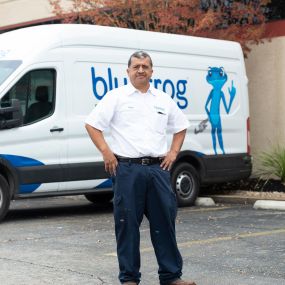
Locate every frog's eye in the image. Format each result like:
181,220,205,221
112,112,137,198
208,67,212,76
219,67,225,76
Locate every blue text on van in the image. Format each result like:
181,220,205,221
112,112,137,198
91,67,188,109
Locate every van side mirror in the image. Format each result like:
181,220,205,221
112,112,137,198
0,99,23,129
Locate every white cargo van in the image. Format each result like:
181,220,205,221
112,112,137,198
0,24,251,221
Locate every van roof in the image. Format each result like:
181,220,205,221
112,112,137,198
0,24,243,60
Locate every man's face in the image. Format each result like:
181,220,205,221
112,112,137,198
127,57,153,90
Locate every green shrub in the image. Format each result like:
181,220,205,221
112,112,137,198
258,145,285,183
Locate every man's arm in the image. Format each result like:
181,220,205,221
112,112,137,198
85,124,118,176
160,129,187,171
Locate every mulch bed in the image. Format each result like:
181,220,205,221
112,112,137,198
203,178,285,194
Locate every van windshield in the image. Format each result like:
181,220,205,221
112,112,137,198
0,60,22,86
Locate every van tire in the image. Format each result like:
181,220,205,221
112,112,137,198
0,174,10,222
84,192,113,205
171,163,200,207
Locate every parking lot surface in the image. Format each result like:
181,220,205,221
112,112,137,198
0,196,285,285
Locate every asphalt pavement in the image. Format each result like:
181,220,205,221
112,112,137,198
0,195,284,285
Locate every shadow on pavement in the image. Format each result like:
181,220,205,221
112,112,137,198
5,198,113,222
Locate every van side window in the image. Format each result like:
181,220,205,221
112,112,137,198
0,69,56,125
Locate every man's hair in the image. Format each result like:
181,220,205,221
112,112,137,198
128,51,153,67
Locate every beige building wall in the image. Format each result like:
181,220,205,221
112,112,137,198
0,0,71,28
0,0,53,27
245,36,285,173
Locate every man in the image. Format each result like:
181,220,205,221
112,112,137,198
85,51,196,285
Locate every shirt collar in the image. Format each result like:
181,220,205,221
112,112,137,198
125,83,158,96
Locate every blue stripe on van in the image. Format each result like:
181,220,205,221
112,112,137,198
0,154,43,193
20,184,41,193
95,179,112,189
0,154,44,167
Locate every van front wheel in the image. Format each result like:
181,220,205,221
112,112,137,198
0,174,10,222
171,163,200,207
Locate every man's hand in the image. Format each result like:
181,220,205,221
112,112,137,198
102,148,118,176
85,124,118,176
160,149,178,171
160,129,187,171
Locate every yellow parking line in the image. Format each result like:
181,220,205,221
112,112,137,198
105,228,285,257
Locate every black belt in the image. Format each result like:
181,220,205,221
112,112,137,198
116,156,163,166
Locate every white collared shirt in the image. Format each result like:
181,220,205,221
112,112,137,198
85,83,189,158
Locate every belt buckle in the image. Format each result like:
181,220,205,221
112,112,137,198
141,158,150,165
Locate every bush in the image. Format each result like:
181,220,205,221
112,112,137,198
258,145,285,183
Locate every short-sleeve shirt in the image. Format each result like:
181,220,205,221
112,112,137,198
85,83,189,158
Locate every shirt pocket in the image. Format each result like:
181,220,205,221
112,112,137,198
153,110,168,134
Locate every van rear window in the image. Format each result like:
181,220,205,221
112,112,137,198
0,60,22,85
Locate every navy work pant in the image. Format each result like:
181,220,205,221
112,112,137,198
112,162,183,284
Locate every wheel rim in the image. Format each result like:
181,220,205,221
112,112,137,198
176,171,193,198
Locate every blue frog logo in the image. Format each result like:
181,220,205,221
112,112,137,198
204,67,236,154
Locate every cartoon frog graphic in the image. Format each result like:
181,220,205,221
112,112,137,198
205,67,236,154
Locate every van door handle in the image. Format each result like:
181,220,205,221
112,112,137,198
50,127,64,132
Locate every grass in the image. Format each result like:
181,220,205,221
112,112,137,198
258,145,285,183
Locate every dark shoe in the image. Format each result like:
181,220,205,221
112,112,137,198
169,279,197,285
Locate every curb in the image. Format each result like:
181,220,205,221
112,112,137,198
253,200,285,211
202,194,285,210
195,197,215,207
204,195,259,205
